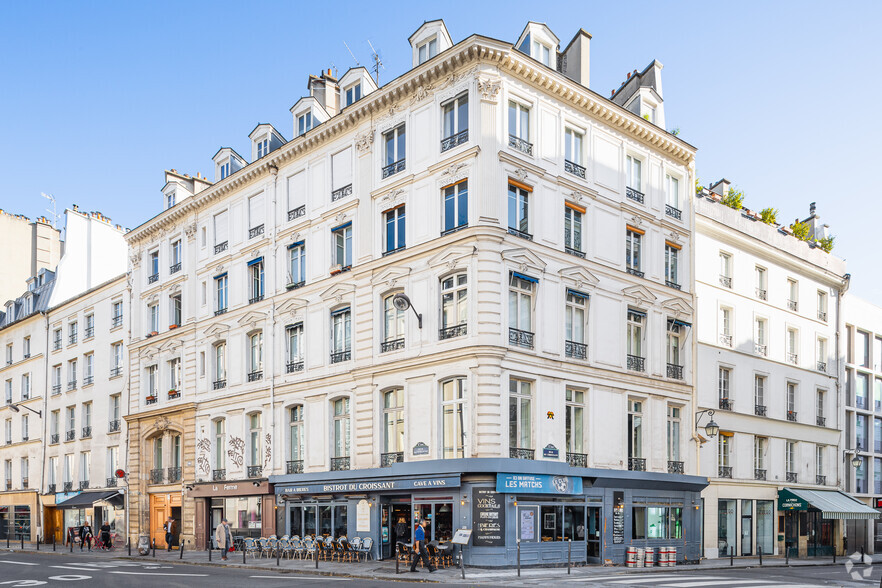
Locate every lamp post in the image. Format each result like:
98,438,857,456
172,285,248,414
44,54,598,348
7,403,42,418
695,409,719,439
392,293,422,329
843,448,863,468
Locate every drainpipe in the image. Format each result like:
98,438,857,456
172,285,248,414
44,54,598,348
688,160,702,478
38,310,49,541
269,165,279,481
836,273,850,490
124,271,133,546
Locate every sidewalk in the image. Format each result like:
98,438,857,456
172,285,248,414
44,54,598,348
0,542,854,584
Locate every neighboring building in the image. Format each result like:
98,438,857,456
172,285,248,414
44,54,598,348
125,19,704,564
694,183,865,559
0,211,61,306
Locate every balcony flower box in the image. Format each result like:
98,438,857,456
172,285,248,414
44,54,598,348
147,331,158,338
168,389,181,399
145,395,157,403
169,324,179,330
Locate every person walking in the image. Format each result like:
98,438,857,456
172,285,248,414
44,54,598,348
164,517,175,551
99,522,112,550
409,518,435,573
215,517,231,561
78,520,93,551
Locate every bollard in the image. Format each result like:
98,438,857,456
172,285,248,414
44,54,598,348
53,535,56,552
396,546,400,574
180,539,185,560
833,547,836,564
37,537,40,551
209,546,212,562
70,537,73,553
243,542,247,564
6,535,8,549
153,539,156,558
758,545,762,566
315,544,318,569
730,546,734,566
517,539,521,577
276,545,280,566
128,539,131,557
568,539,571,575
785,544,789,566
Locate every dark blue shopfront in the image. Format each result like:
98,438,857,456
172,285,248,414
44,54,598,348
270,458,706,566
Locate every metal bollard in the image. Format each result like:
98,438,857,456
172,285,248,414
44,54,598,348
758,545,762,566
517,539,521,577
833,547,836,564
53,536,56,552
128,539,131,557
20,536,23,550
37,537,40,551
568,539,571,574
315,544,318,569
6,535,8,549
730,546,734,566
209,546,212,562
276,546,280,566
70,537,73,552
396,547,399,574
785,544,789,566
153,539,156,558
180,539,185,560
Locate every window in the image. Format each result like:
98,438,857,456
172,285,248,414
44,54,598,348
110,394,120,424
626,155,642,193
564,127,584,168
858,330,870,368
285,325,302,367
148,303,159,333
817,337,828,371
289,407,304,464
625,227,643,274
82,402,91,435
48,457,56,487
332,223,353,269
440,274,468,339
816,446,825,480
508,273,535,347
787,382,797,418
50,411,59,439
69,321,77,345
83,315,93,340
383,389,405,457
816,389,825,423
83,354,92,385
249,258,264,303
21,457,28,487
507,182,531,238
417,37,437,64
531,40,551,66
665,174,680,210
667,406,681,463
66,406,75,435
509,379,532,451
817,290,828,321
755,267,767,299
785,440,796,473
248,332,263,377
149,251,159,281
170,240,181,272
382,294,406,349
441,92,468,151
344,83,361,106
566,389,585,456
107,447,118,482
564,204,584,255
565,290,588,350
719,367,731,404
441,378,466,458
3,379,10,404
787,327,799,363
331,308,351,362
19,373,31,400
22,336,30,358
248,195,265,237
3,420,10,444
112,342,123,375
665,242,680,287
112,300,123,327
256,137,269,159
297,112,313,137
755,375,766,411
215,273,228,313
626,309,645,361
170,294,182,326
219,161,230,180
442,180,468,234
166,192,175,208
22,414,28,441
333,398,350,458
628,400,643,459
508,101,531,149
382,124,405,177
719,252,732,287
213,211,229,251
64,454,73,485
755,317,767,355
331,148,352,199
720,307,732,346
666,320,682,372
68,359,77,389
787,279,799,311
146,365,157,397
53,328,61,350
754,437,766,471
5,344,11,364
214,420,225,470
718,436,731,469
169,357,181,392
153,437,163,470
248,413,261,467
214,342,226,384
384,206,406,254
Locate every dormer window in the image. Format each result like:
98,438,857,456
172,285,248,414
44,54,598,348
297,112,313,137
166,192,175,209
344,83,362,107
418,37,438,64
220,162,231,180
256,138,269,158
532,41,551,66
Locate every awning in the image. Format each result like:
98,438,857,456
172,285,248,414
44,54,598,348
56,490,123,509
778,488,879,520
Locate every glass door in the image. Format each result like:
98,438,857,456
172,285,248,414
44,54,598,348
381,504,391,560
741,500,752,555
586,506,601,562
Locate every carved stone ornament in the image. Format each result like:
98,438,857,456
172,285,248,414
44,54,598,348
476,76,501,102
513,167,530,183
196,438,211,475
629,215,645,227
184,222,197,241
216,264,225,273
290,232,301,243
129,253,141,269
335,211,347,224
570,190,584,203
263,433,272,468
228,436,245,468
154,416,172,431
410,83,435,105
355,129,374,154
382,188,405,206
667,231,681,244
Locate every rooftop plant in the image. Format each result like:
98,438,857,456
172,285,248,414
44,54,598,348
721,188,744,210
759,207,778,225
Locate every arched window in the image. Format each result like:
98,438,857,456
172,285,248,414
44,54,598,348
441,378,466,459
382,389,404,464
248,332,263,379
382,294,405,350
440,274,468,339
214,419,225,475
213,342,226,388
288,406,304,473
332,398,350,468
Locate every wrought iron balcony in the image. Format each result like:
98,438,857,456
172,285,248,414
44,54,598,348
83,376,93,386
168,389,181,400
382,159,406,178
287,205,306,222
719,275,732,288
816,475,826,485
48,484,56,493
330,350,351,364
68,333,77,345
65,430,75,441
509,328,534,349
817,415,826,427
565,246,585,258
380,452,404,467
286,460,303,474
21,478,28,489
169,262,181,274
285,361,304,374
50,433,59,444
755,343,767,356
626,187,644,204
665,204,682,220
214,241,228,254
786,472,798,483
627,354,645,372
564,159,586,179
149,469,164,484
787,352,798,364
566,340,587,360
720,334,733,347
755,404,767,417
668,460,684,474
249,294,264,305
212,469,225,481
331,184,353,202
67,380,77,390
79,480,89,490
168,467,182,483
666,280,682,290
382,245,406,257
148,273,159,284
214,308,227,317
439,324,467,340
247,371,263,382
53,339,62,350
756,288,767,300
82,426,92,439
4,481,10,490
249,224,265,239
567,452,587,467
817,361,827,372
213,379,226,390
380,338,405,353
441,223,468,236
109,419,120,433
247,465,262,478
508,134,533,155
719,397,733,411
330,456,350,471
110,366,122,377
52,385,61,395
63,482,72,492
441,129,469,152
718,466,733,478
626,266,645,278
818,310,827,322
787,299,798,311
628,457,646,471
84,327,94,339
507,227,533,241
106,477,117,487
510,447,535,460
755,469,767,481
666,364,683,380
145,395,157,405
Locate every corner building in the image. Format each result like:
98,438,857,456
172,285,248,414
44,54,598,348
126,20,705,564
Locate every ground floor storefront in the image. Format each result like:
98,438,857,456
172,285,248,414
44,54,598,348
270,458,706,566
0,491,39,541
46,490,125,545
191,480,275,549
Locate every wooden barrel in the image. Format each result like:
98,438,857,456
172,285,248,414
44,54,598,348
625,546,636,567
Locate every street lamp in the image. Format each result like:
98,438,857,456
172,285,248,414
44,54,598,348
844,449,863,468
7,403,42,418
392,293,422,329
695,409,719,439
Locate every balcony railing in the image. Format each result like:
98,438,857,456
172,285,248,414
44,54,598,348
510,448,535,460
246,465,262,478
82,426,92,439
817,361,827,372
286,460,303,474
720,334,733,347
787,410,798,422
109,419,120,433
249,224,265,239
285,361,304,374
441,223,468,236
65,430,75,441
53,339,62,350
565,159,586,179
628,457,646,471
755,404,767,417
509,328,534,349
67,380,77,391
719,397,733,411
148,273,159,284
79,480,89,490
330,456,350,471
817,415,826,427
382,159,406,179
50,433,59,444
214,307,227,316
818,310,827,322
665,204,682,220
627,354,645,372
168,389,181,400
214,241,228,254
626,187,644,204
249,294,264,305
63,482,73,492
666,280,682,290
439,324,467,340
786,472,798,483
786,352,798,364
719,275,732,288
566,340,587,360
666,364,683,380
755,469,767,481
84,327,94,339
149,469,164,484
48,484,56,493
287,205,306,222
755,343,767,356
4,481,10,490
567,452,587,468
441,129,469,152
112,314,123,328
21,477,28,489
330,350,351,364
212,469,225,481
106,477,117,487
110,366,122,377
380,338,405,353
718,466,733,478
169,262,181,274
52,385,61,395
83,376,93,386
787,299,798,311
382,245,406,257
565,246,585,258
380,452,404,467
507,227,533,241
756,288,767,300
331,184,353,202
168,467,182,483
668,460,685,474
816,475,826,486
146,395,157,405
626,266,645,278
286,280,305,290
508,134,533,155
247,371,263,382
213,379,227,390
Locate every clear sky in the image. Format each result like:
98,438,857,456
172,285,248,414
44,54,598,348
2,1,880,299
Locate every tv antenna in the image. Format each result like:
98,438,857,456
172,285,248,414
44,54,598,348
41,192,59,228
367,39,384,85
343,41,360,66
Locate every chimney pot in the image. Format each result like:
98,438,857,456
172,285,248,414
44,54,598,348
809,202,816,216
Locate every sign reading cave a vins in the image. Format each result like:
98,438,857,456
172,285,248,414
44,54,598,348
472,488,505,547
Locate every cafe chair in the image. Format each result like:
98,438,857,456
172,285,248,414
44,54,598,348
361,537,374,561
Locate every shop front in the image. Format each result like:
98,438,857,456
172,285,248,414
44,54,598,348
54,490,125,545
190,479,275,549
778,488,879,558
0,490,39,541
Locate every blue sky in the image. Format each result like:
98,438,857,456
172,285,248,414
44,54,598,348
2,1,880,299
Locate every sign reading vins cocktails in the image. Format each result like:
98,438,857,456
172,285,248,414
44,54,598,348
472,488,505,547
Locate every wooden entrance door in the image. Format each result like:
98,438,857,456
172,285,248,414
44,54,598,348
150,494,168,549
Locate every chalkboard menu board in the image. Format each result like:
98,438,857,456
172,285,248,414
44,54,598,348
472,488,505,547
612,491,625,544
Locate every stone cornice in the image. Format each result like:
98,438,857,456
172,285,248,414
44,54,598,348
126,35,696,245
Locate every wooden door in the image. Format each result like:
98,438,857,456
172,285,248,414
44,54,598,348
149,494,168,549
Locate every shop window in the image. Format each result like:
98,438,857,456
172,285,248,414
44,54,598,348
632,506,646,539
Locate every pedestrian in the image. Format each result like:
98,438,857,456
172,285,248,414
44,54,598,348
215,517,231,561
409,518,435,573
164,517,175,551
99,522,112,550
79,520,93,551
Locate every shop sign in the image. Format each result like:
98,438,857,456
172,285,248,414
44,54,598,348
612,491,625,544
451,529,472,545
356,499,371,532
189,480,270,497
472,488,505,547
496,473,583,494
542,444,559,459
876,498,882,509
55,491,81,502
413,442,429,456
276,475,460,495
777,489,809,511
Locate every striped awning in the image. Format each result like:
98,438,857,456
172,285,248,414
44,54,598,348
780,488,879,520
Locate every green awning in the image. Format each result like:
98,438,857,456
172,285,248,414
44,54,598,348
779,488,879,520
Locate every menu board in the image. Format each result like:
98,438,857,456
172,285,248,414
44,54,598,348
472,488,505,547
613,491,625,544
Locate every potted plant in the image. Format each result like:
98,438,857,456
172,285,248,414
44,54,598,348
169,324,179,330
145,395,157,403
168,389,180,399
148,331,158,337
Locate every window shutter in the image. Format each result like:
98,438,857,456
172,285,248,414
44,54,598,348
249,195,264,228
214,211,228,244
287,171,306,211
332,148,352,190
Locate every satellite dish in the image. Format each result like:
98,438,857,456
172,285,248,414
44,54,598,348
392,293,411,312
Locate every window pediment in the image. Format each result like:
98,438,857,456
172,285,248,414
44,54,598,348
502,247,547,275
276,298,308,316
429,245,474,270
559,266,599,290
320,283,355,303
202,322,229,341
661,297,693,316
237,311,265,330
622,284,657,306
372,265,411,289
